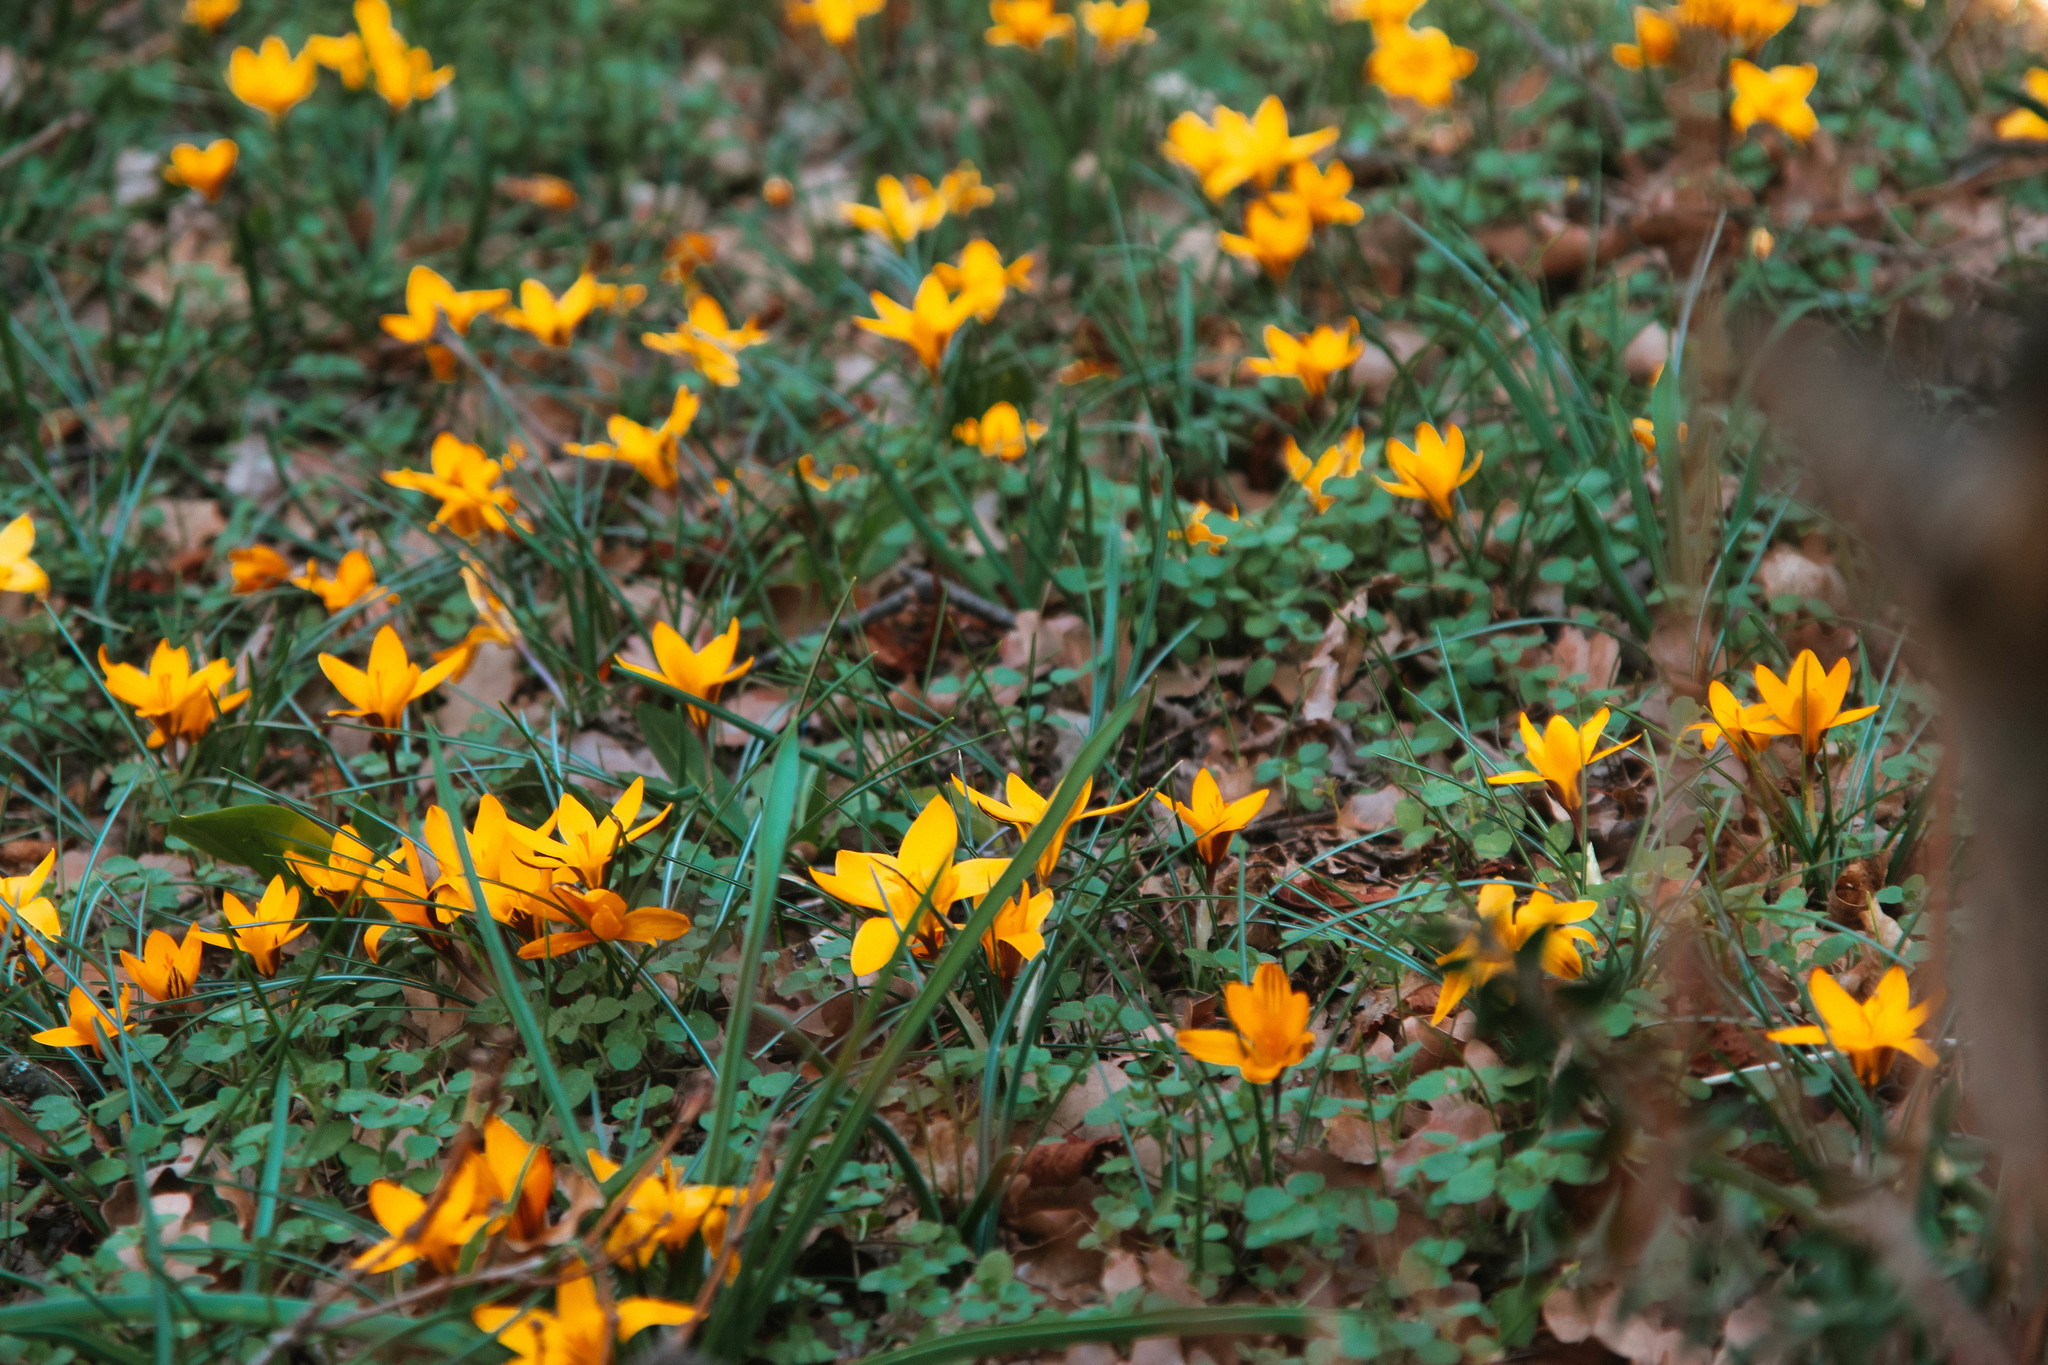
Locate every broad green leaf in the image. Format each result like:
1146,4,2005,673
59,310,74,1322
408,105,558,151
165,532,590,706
167,805,331,881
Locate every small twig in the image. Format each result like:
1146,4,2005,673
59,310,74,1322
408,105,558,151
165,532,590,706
246,1123,487,1365
0,111,91,175
754,569,1016,669
1468,0,1627,142
753,586,918,670
675,1123,784,1345
901,567,1016,629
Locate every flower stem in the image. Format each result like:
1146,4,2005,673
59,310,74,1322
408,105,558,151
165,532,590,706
1251,1081,1274,1187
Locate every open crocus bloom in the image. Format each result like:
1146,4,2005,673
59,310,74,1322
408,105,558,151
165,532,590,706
1741,649,1879,755
1767,966,1938,1085
516,777,671,889
1485,707,1636,814
1176,962,1316,1084
473,1266,695,1365
1246,322,1365,400
121,925,207,1001
354,1154,492,1273
1284,427,1366,513
519,887,692,959
613,618,753,728
1375,421,1481,519
811,795,1011,976
1158,768,1269,867
1432,883,1598,1025
1685,680,1773,759
98,640,249,749
955,772,1146,883
320,625,461,731
199,875,309,976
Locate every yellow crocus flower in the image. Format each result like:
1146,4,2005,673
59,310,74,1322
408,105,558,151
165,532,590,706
1684,679,1775,759
379,265,509,380
1080,0,1155,55
31,986,134,1057
931,239,1035,323
811,795,1011,976
1220,197,1315,282
1284,427,1366,514
0,514,48,598
287,824,380,903
184,0,239,31
354,1154,492,1273
382,433,523,540
1375,420,1481,519
797,453,860,491
500,273,600,346
120,925,208,1002
1160,97,1339,201
1729,60,1818,142
1367,25,1478,107
1158,768,1269,868
642,294,767,387
226,36,318,123
228,545,292,594
1246,320,1366,400
566,386,700,491
516,777,670,890
1613,7,1677,68
840,174,949,246
986,0,1077,50
786,0,886,45
199,875,308,976
480,1117,555,1244
1269,158,1363,227
854,273,977,376
983,885,1055,977
1767,966,1939,1086
1996,69,2048,140
1741,649,1879,754
1176,500,1235,554
953,402,1046,460
1433,882,1598,1025
319,624,461,731
292,549,396,614
473,1267,695,1362
520,887,692,960
613,617,752,728
98,640,249,749
1485,707,1637,813
954,772,1146,883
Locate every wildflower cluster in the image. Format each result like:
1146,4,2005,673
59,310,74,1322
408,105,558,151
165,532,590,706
0,0,2015,1356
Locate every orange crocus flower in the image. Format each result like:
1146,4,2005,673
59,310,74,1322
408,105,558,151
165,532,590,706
99,640,249,749
810,795,1011,976
32,987,135,1057
1176,962,1316,1083
121,925,208,1002
162,140,239,202
292,550,396,614
1767,966,1939,1086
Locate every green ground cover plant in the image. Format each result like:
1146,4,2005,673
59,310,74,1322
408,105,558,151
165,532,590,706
2,0,2045,1360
